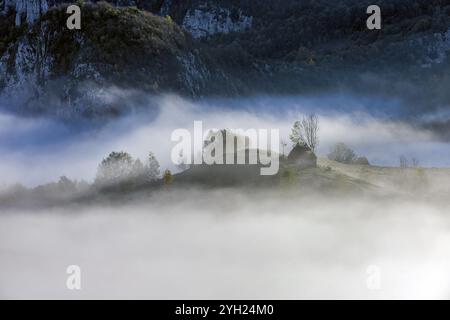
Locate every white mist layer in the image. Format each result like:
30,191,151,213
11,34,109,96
1,94,450,187
1,190,449,299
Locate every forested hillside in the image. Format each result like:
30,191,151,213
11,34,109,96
1,0,450,118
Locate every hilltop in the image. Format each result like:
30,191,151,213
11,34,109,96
3,154,450,210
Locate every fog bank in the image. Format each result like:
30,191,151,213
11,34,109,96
1,189,449,299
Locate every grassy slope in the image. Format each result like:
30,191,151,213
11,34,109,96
318,158,450,196
2,159,449,209
172,155,377,195
170,155,450,198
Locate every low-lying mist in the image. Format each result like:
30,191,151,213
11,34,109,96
1,93,450,187
1,188,450,299
1,93,450,299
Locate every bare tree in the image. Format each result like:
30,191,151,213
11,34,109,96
280,139,287,158
289,114,319,152
399,155,409,168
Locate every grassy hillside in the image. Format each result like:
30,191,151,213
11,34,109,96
318,158,450,197
169,155,450,198
2,156,450,209
171,157,377,195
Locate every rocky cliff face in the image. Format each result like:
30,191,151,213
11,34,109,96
0,3,234,119
1,0,159,26
3,0,50,25
2,0,254,38
156,0,254,38
181,5,252,38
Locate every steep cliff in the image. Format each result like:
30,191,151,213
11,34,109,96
0,2,231,118
156,0,254,38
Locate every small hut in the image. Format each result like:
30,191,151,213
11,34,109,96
287,143,317,168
